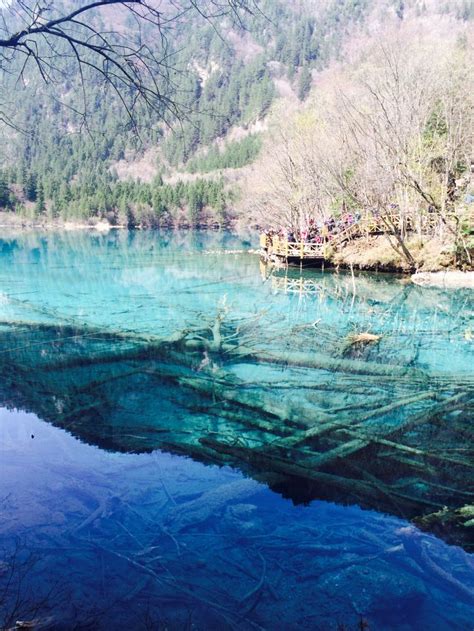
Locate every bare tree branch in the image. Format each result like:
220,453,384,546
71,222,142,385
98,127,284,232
0,0,258,128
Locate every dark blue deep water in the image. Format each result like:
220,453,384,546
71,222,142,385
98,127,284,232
0,230,472,630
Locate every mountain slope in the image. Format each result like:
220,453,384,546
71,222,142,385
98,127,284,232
0,0,472,228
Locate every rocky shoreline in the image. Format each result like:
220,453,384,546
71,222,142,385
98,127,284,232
411,271,474,288
0,212,230,232
331,233,473,274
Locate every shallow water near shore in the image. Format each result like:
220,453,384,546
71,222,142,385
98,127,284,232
0,230,472,630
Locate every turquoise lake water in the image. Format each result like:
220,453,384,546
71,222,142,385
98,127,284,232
0,230,472,630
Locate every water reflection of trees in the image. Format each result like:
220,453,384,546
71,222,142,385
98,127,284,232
0,232,472,549
0,294,472,549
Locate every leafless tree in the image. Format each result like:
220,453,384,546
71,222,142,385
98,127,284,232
247,21,473,267
328,35,473,265
245,107,335,232
0,0,257,129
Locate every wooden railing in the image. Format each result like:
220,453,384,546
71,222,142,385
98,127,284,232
261,207,473,258
271,276,321,294
261,235,325,259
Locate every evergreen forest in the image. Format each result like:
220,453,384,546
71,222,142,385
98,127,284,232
0,0,473,245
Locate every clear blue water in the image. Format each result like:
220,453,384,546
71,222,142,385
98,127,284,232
0,230,472,630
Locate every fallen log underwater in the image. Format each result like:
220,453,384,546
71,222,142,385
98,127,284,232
0,315,472,548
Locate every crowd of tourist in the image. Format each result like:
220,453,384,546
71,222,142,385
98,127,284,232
263,213,362,245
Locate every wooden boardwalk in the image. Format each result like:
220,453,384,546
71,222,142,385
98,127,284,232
260,234,326,264
259,211,429,265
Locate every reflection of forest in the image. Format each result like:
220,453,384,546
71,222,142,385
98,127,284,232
0,231,258,338
0,231,472,549
0,311,472,550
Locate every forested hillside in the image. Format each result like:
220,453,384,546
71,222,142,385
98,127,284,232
242,1,474,269
0,0,473,240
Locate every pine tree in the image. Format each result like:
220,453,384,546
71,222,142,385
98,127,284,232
25,173,37,202
298,66,312,101
35,182,46,215
0,171,11,208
